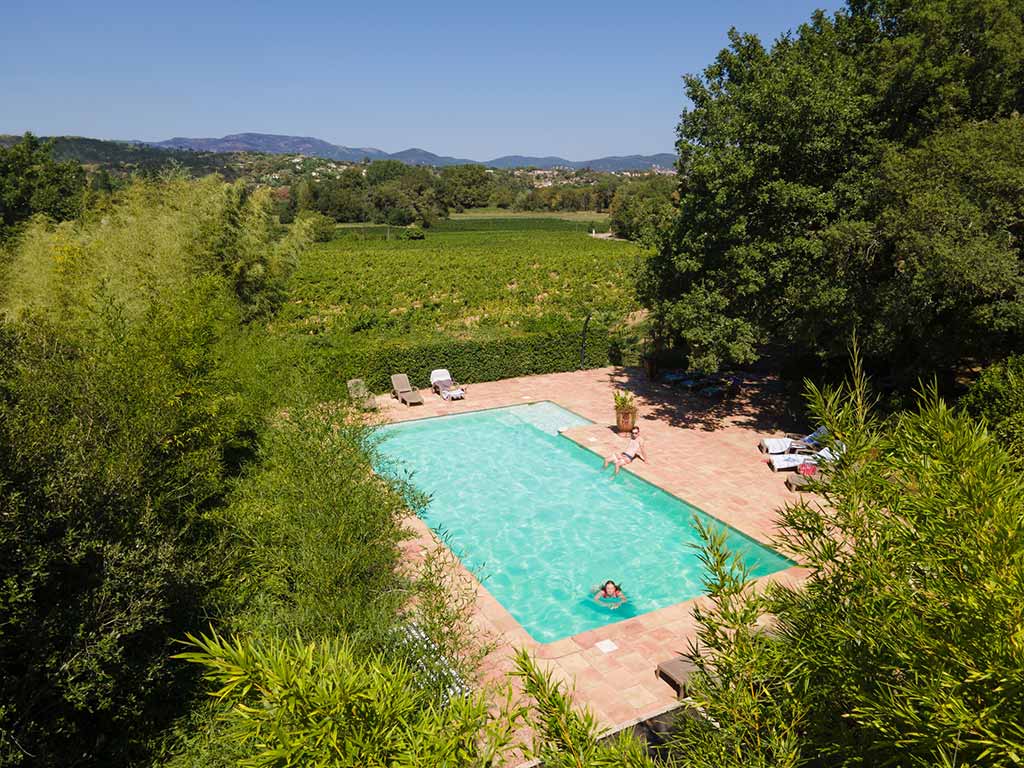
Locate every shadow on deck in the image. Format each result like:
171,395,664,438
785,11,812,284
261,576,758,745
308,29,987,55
604,368,804,433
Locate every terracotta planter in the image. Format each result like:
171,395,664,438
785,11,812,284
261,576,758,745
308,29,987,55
616,408,637,434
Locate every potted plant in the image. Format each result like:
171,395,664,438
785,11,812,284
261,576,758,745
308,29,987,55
614,390,638,434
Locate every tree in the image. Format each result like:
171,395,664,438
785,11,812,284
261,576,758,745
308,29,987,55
640,2,1024,378
608,175,676,244
369,181,416,225
293,176,315,213
821,119,1024,378
0,132,85,239
364,159,409,186
317,177,369,222
440,164,492,210
848,0,1024,142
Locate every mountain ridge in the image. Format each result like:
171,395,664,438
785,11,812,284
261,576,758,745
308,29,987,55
148,132,675,171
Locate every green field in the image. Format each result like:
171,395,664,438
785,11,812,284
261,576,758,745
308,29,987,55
275,217,641,390
450,207,611,223
279,217,638,340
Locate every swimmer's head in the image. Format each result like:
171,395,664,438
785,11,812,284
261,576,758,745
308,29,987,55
603,580,619,594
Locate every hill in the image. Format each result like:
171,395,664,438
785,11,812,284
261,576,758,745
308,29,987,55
0,134,243,178
145,132,675,170
152,132,390,163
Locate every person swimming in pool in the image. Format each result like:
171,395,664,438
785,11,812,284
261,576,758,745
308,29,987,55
593,580,627,609
602,426,647,475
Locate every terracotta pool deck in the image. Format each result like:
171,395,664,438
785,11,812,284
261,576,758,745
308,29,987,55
376,366,811,734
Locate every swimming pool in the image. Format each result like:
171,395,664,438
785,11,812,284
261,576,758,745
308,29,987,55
377,402,792,643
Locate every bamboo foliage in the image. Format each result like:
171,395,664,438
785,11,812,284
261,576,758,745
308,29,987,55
174,630,517,768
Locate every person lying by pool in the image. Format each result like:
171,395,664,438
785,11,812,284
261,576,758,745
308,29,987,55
602,426,647,475
593,580,627,609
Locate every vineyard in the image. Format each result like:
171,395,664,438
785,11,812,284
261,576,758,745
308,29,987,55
274,217,642,390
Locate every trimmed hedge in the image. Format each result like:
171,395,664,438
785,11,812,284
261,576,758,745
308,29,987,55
326,326,612,394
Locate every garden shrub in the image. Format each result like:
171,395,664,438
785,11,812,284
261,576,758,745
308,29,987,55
294,209,337,242
670,354,1024,767
0,177,310,766
324,325,613,393
961,354,1024,464
174,630,517,768
211,404,413,643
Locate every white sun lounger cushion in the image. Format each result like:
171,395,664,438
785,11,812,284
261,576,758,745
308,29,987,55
770,446,839,471
759,437,796,454
430,369,453,386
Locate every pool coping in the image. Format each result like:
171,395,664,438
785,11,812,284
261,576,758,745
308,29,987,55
380,399,796,646
377,397,595,431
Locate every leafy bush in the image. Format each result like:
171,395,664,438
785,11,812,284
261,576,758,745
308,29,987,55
0,176,312,766
172,633,662,767
671,354,1024,767
212,404,414,642
326,325,612,393
295,209,337,242
961,355,1024,463
174,630,517,767
0,288,247,765
395,224,425,240
157,396,490,766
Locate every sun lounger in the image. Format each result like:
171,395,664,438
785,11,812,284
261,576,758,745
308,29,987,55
786,472,831,492
391,373,424,406
758,426,828,454
786,473,813,491
769,445,838,472
663,371,715,391
346,378,377,411
393,622,470,705
656,656,698,698
429,368,465,401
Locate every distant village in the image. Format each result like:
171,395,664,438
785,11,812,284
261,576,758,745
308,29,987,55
256,155,675,189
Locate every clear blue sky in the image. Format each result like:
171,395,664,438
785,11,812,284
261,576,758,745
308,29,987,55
1,0,844,160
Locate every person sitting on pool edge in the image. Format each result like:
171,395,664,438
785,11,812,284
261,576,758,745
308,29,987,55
602,425,647,475
593,580,627,609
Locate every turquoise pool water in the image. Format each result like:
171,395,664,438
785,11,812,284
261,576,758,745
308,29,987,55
377,402,792,643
